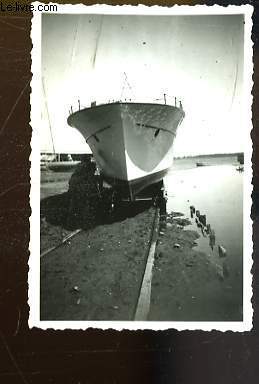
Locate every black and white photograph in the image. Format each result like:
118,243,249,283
29,5,253,330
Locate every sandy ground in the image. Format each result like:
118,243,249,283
40,155,242,322
41,208,154,320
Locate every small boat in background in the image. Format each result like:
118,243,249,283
196,162,206,167
41,153,80,172
47,160,80,172
236,165,244,172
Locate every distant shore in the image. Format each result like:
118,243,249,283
41,153,240,185
172,153,240,171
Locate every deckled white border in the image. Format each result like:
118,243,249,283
29,3,253,331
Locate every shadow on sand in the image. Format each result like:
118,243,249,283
40,159,161,231
40,190,154,232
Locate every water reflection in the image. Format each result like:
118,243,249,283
164,164,243,315
209,230,216,250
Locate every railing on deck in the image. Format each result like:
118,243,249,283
68,94,184,117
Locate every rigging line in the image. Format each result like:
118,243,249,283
122,72,135,99
120,77,126,100
64,16,81,114
124,72,132,91
42,76,56,155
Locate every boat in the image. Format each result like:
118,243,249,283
67,99,185,200
47,160,80,172
236,165,244,172
41,153,80,172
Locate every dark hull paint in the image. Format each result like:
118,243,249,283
103,168,168,200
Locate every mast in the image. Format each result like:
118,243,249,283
120,72,134,100
42,76,56,156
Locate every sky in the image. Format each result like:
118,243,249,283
41,12,244,156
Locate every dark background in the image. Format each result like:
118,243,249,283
0,1,258,383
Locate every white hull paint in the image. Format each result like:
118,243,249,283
68,102,185,198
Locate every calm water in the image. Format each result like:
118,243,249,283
164,163,243,319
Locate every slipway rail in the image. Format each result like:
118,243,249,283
40,204,161,321
134,205,160,320
40,229,82,258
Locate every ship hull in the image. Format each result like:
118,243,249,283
67,102,184,199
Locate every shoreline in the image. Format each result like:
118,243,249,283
40,154,241,185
